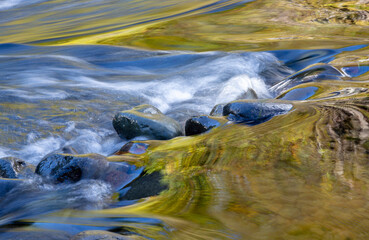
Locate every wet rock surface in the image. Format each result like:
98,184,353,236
72,230,141,240
209,104,225,117
120,171,168,200
0,157,33,179
35,154,142,189
0,158,17,179
223,100,293,124
114,142,149,155
113,105,182,140
185,116,226,136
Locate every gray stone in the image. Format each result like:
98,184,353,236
35,153,142,190
223,100,293,125
112,105,182,140
0,157,33,179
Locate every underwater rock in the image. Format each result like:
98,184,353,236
59,146,79,154
112,104,182,140
72,230,140,240
119,171,168,200
223,100,293,124
210,104,225,116
114,141,149,155
0,157,33,179
185,116,226,136
35,154,142,189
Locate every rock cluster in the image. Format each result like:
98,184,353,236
0,98,294,201
111,99,294,139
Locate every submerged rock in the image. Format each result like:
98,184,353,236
223,100,293,124
112,104,182,140
185,116,226,136
119,171,168,200
0,157,33,179
72,230,141,240
35,154,142,189
210,104,225,117
59,146,79,155
114,141,149,155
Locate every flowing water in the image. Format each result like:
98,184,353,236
0,0,369,239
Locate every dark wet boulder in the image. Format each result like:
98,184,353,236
114,141,149,155
0,158,17,179
112,104,182,140
35,153,142,189
119,171,168,200
185,116,227,136
223,100,293,125
0,157,33,179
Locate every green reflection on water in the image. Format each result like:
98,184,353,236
1,0,369,239
92,85,369,239
83,0,369,51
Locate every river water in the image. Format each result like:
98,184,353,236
0,0,369,239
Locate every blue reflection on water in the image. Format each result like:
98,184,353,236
269,44,367,71
280,86,318,100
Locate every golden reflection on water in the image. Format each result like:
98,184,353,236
68,0,369,51
1,0,369,239
90,84,369,239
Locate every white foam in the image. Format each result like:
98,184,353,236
64,121,76,133
0,0,45,10
77,180,113,209
0,146,9,158
18,74,60,87
62,126,121,156
216,75,271,104
0,0,22,10
19,136,64,165
0,49,292,164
